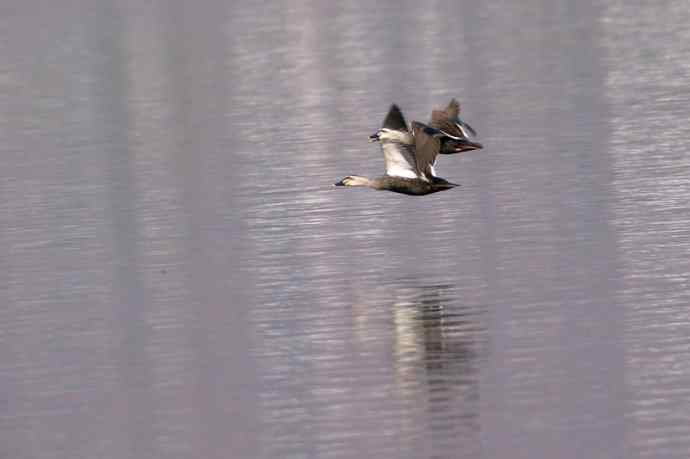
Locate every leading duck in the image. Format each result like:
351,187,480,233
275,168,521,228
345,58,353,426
334,104,478,196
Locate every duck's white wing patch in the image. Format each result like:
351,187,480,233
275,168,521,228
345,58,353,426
427,163,437,178
456,122,472,138
457,119,478,137
381,142,419,179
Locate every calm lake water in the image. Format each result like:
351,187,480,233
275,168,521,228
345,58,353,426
2,1,690,458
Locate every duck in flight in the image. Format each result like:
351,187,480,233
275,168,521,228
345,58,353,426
334,104,478,196
429,98,483,154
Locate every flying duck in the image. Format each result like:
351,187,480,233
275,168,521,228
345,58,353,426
429,98,483,154
334,104,476,196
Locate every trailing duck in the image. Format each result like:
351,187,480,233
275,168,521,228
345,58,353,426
429,98,483,154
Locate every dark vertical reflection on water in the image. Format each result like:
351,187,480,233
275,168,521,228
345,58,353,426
156,3,248,457
98,5,157,458
461,1,627,458
392,284,483,458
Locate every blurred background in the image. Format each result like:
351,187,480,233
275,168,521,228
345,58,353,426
1,1,690,458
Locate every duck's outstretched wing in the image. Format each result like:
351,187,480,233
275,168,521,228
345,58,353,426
430,110,465,138
431,98,477,138
430,117,484,155
446,98,477,137
381,141,418,179
378,105,419,179
382,104,408,131
411,121,456,179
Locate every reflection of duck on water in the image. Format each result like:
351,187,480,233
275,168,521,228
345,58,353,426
388,282,483,450
391,284,480,374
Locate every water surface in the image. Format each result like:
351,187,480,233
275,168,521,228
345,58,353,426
1,1,690,458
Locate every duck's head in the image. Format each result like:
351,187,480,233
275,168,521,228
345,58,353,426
369,128,413,144
447,136,483,152
334,175,371,187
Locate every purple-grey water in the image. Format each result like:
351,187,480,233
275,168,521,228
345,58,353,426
2,1,690,458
